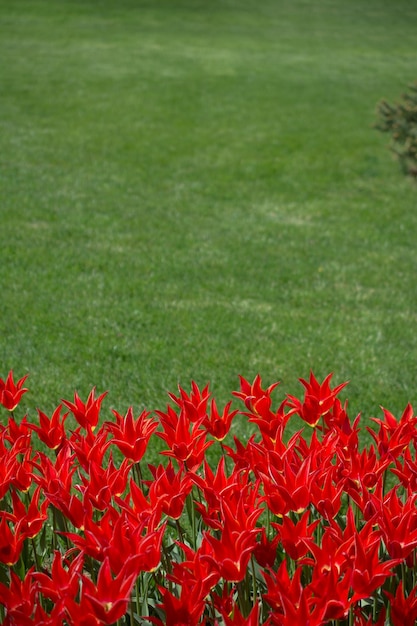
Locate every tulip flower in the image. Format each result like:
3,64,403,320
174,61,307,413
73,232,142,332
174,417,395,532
33,550,84,605
0,371,29,412
263,562,322,626
385,581,417,626
35,447,85,528
273,509,320,561
0,567,38,621
221,601,260,626
168,380,211,423
233,373,280,414
309,464,344,520
78,456,131,511
3,414,32,448
191,458,251,530
0,516,25,565
260,454,314,516
201,525,259,582
368,404,416,460
116,477,162,529
223,434,271,474
156,407,213,471
374,488,417,560
62,387,108,431
287,372,348,427
169,540,221,601
28,404,68,451
253,527,281,569
202,398,238,441
153,584,206,626
76,557,137,625
63,504,118,562
69,424,110,472
0,435,34,499
9,446,35,492
348,532,402,603
106,406,159,462
147,460,193,520
3,486,49,539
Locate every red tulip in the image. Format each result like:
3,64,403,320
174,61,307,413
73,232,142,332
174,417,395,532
69,424,110,472
148,460,193,520
263,562,318,625
0,436,33,499
309,464,344,520
0,516,24,565
3,485,49,539
3,414,32,448
260,454,314,516
156,406,213,471
368,403,416,460
106,406,158,462
287,372,348,427
273,509,320,561
28,405,68,451
84,557,136,623
169,540,220,601
33,550,84,606
9,446,34,492
63,504,118,562
233,374,289,446
116,477,162,529
201,519,258,582
0,567,38,621
154,584,206,626
222,601,261,626
233,374,280,414
385,581,417,626
0,371,29,411
348,532,401,603
78,456,131,511
253,526,280,569
35,447,85,528
168,380,211,423
191,458,250,530
203,398,238,441
62,387,108,431
374,488,417,560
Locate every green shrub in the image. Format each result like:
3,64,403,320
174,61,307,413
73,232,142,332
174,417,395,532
375,81,417,177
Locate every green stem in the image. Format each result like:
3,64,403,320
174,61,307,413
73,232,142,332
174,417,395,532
221,442,231,476
401,561,407,594
266,506,271,540
30,537,41,571
133,462,144,490
136,575,141,621
175,519,185,544
186,491,197,550
251,555,258,606
130,594,135,625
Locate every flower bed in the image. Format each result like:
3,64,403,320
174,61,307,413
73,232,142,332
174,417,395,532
1,370,417,625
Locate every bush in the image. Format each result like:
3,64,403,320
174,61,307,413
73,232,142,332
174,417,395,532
375,81,417,177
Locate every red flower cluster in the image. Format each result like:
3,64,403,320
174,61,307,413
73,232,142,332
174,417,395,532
0,369,417,625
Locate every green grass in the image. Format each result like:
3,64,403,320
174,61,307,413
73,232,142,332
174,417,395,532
1,0,417,437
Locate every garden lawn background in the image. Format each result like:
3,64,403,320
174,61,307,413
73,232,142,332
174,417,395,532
1,0,417,443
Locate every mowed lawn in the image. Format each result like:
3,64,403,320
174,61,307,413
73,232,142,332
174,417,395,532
1,0,417,438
